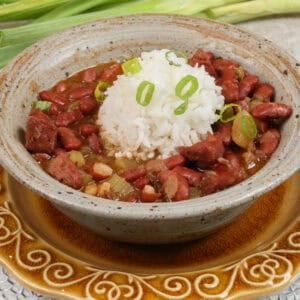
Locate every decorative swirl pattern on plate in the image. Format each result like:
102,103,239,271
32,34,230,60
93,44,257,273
194,241,300,299
0,202,51,271
0,198,299,299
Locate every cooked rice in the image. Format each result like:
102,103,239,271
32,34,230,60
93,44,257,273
98,49,224,160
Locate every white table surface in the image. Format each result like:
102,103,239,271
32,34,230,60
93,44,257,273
0,15,299,300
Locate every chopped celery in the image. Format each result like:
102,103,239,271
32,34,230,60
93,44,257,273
105,173,134,196
114,157,139,171
69,150,85,167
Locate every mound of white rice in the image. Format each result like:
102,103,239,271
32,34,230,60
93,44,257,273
98,49,224,160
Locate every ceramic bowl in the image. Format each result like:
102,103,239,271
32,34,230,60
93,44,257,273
0,14,299,244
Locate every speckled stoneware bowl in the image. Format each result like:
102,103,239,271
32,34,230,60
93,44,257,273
0,14,299,244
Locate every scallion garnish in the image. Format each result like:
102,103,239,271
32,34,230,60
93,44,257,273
174,99,188,115
241,114,257,139
94,80,110,101
33,100,51,111
121,57,142,75
165,50,188,66
136,80,155,107
175,75,199,100
174,75,199,115
219,103,241,123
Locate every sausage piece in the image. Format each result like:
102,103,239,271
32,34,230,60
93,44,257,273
188,49,216,77
47,152,83,189
178,132,225,168
25,110,57,154
218,67,239,102
55,110,83,127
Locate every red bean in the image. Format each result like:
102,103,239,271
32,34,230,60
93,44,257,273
158,170,190,201
173,173,190,201
173,166,203,186
58,127,82,151
82,67,97,82
164,155,186,169
69,86,95,99
55,81,68,93
239,74,260,100
121,166,147,182
79,124,99,137
133,176,150,189
251,102,292,120
55,110,83,127
253,83,275,101
39,90,69,106
236,98,251,112
49,103,63,116
254,118,268,133
79,97,98,115
100,63,123,84
87,133,102,154
223,151,246,183
258,129,280,157
213,58,239,74
216,122,232,146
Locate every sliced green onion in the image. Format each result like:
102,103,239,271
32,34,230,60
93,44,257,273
165,49,188,66
174,75,199,115
136,80,155,107
175,75,199,101
174,99,188,115
94,80,110,101
33,100,51,111
241,114,257,139
121,57,142,75
219,103,241,123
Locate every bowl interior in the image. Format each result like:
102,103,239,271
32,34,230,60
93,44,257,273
0,14,300,220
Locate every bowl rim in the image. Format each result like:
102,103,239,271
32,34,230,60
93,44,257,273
0,13,300,220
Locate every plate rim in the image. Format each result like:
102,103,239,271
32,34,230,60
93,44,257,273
0,170,299,300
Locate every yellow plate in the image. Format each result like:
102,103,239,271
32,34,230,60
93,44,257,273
0,166,299,300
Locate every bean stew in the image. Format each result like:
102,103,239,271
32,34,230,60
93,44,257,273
24,48,292,202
